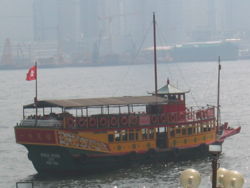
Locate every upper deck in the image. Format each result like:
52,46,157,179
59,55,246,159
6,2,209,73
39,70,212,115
19,95,215,130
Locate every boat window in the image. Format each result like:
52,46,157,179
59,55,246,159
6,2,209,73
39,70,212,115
170,128,175,137
158,127,166,133
100,106,109,115
197,126,201,133
135,129,139,140
180,94,184,101
169,94,177,100
149,128,154,139
115,131,121,141
129,130,135,141
182,128,186,135
176,128,181,135
120,106,129,114
142,128,148,139
207,124,211,131
203,125,207,132
121,130,127,141
86,108,101,116
108,134,114,142
202,125,205,132
146,105,162,114
212,121,215,129
188,127,192,135
108,107,117,115
209,121,212,128
133,106,147,114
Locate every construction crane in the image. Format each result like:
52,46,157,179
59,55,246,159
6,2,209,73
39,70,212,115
1,38,13,65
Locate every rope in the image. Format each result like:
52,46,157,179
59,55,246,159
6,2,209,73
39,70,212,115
154,24,217,109
132,21,153,63
111,21,153,97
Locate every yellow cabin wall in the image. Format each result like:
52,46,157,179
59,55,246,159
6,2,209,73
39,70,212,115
16,118,217,154
109,140,156,153
77,131,109,143
77,129,157,153
168,130,216,148
75,128,216,152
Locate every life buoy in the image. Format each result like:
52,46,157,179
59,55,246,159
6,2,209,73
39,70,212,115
178,112,185,122
77,117,88,128
169,113,176,123
120,115,128,127
129,115,138,126
66,117,75,129
99,117,108,128
150,115,159,124
110,116,118,127
89,117,97,128
160,113,167,124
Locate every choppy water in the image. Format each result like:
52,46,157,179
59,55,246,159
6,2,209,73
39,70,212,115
0,60,249,188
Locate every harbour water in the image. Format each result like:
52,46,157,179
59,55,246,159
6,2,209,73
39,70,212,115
0,60,249,187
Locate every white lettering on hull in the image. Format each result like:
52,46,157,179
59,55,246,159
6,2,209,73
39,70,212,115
40,153,61,166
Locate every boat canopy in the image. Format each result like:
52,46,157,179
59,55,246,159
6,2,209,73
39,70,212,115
149,82,189,95
23,96,168,109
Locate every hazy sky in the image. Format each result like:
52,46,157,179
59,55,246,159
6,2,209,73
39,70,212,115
0,0,33,43
0,0,249,59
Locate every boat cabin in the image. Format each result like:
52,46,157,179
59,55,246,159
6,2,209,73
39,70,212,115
147,80,188,114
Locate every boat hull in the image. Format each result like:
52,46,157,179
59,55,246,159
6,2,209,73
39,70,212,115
24,143,212,175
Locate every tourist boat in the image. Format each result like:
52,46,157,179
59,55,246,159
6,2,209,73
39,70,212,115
14,14,241,174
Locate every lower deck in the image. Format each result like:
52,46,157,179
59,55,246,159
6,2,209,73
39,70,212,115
15,120,217,156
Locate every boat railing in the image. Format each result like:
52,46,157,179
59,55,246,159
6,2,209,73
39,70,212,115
19,119,62,127
61,106,215,129
18,106,215,129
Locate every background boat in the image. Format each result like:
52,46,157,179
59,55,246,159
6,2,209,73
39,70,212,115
144,39,240,63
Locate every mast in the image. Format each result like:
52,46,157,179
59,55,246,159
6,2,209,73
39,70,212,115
216,56,221,133
153,12,158,95
35,62,38,125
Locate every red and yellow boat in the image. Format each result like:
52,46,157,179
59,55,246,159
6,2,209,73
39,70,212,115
14,14,240,174
14,80,240,174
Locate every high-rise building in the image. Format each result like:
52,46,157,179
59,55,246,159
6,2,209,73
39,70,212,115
31,0,250,63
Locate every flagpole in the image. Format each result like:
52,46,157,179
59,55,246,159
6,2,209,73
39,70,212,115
216,56,221,133
35,62,38,125
35,61,37,103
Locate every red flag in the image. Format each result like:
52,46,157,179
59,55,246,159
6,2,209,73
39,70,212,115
26,66,37,81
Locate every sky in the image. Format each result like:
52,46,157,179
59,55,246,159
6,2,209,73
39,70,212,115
0,0,249,64
0,0,33,42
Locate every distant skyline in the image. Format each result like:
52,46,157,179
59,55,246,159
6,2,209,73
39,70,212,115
1,0,250,41
1,0,250,62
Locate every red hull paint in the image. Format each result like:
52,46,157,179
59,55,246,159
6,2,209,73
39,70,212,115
219,127,241,141
15,128,56,144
